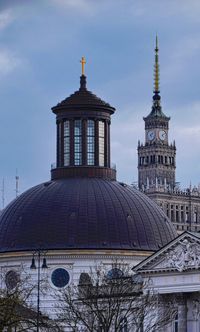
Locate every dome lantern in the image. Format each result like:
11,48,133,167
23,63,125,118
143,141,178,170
51,58,116,180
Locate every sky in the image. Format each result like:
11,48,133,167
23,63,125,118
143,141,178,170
1,0,200,207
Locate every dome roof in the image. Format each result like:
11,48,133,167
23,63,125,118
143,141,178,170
0,178,176,253
52,75,115,113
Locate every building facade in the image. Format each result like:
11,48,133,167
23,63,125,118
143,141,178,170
138,38,200,233
134,231,200,332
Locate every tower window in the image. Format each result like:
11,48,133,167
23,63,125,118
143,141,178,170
181,206,184,222
74,120,82,165
64,120,70,166
99,121,105,166
58,122,62,166
87,120,95,165
171,205,174,222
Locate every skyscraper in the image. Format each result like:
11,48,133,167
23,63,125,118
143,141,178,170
138,38,200,233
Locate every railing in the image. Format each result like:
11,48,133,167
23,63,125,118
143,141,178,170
51,162,117,170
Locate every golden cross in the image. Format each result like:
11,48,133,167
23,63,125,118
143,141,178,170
80,56,86,75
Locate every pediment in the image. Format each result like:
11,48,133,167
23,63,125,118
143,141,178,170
134,232,200,273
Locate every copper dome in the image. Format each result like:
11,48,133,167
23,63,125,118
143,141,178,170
0,178,176,253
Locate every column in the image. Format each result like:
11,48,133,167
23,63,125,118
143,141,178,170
178,294,187,332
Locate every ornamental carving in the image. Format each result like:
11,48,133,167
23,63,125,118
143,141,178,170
163,238,200,272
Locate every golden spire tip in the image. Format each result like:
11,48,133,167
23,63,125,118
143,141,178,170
154,36,159,93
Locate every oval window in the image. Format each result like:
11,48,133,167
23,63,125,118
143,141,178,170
5,270,20,290
107,268,123,279
51,268,70,288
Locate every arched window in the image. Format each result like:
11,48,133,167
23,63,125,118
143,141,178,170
107,268,123,279
64,120,70,166
74,120,82,165
99,121,105,166
87,120,95,165
78,272,92,286
58,122,62,166
5,270,20,290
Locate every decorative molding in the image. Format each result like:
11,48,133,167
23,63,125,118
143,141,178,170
135,233,200,274
0,250,151,260
161,238,200,272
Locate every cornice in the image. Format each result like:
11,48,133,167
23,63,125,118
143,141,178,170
0,249,152,261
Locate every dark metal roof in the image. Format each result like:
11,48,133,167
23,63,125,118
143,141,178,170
144,94,170,121
0,178,176,253
52,75,115,112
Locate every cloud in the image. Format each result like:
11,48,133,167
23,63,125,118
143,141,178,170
0,0,28,11
110,104,145,183
0,9,14,30
50,0,97,15
0,49,21,76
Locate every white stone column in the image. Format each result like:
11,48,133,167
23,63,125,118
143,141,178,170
178,294,187,332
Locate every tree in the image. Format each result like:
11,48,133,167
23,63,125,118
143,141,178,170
55,261,177,332
0,270,61,332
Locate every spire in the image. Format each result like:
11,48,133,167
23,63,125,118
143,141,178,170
144,36,169,120
151,35,162,114
80,74,87,90
154,35,159,94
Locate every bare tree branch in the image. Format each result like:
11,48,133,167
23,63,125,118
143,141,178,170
55,261,177,332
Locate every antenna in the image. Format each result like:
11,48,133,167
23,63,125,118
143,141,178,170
15,169,19,198
1,178,5,209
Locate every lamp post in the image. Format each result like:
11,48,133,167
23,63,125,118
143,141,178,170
30,250,48,332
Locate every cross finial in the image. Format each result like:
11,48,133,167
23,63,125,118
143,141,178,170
80,56,86,75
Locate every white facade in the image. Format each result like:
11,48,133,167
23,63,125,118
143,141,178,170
1,249,151,320
135,231,200,332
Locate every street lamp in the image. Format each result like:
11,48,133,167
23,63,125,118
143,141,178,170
30,250,48,332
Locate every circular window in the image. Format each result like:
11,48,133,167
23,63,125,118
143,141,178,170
51,268,70,288
5,270,20,290
107,268,123,279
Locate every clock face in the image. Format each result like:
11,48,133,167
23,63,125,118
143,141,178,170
147,130,155,141
159,130,166,141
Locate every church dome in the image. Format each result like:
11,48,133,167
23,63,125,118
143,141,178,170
52,75,114,112
0,178,176,253
0,62,177,255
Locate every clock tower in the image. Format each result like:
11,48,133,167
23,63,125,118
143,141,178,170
138,37,176,191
